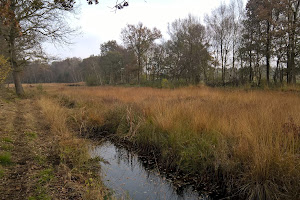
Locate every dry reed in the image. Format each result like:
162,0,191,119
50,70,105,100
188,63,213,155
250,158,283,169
44,85,300,200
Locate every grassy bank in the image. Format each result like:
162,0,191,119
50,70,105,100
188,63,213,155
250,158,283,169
45,85,300,200
38,96,106,199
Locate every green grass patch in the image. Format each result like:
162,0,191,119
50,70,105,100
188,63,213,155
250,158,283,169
28,186,51,200
34,155,46,165
0,88,18,103
36,84,44,93
0,152,12,166
2,137,13,143
29,169,54,200
25,131,38,139
1,144,14,151
38,168,54,184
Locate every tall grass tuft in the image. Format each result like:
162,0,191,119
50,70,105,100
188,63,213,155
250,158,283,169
38,97,105,199
0,152,12,166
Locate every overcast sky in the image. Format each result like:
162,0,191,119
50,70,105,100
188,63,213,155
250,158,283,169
45,0,246,60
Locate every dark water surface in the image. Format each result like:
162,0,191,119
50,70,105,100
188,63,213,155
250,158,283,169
90,141,212,200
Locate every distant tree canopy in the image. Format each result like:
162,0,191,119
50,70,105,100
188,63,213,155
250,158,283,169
121,23,162,84
167,15,211,84
1,0,300,91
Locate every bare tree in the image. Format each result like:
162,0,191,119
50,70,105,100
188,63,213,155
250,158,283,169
167,15,211,84
229,0,244,84
283,0,300,84
205,3,234,85
121,23,162,84
0,0,77,95
241,0,299,85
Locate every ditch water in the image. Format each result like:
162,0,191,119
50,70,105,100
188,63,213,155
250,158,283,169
90,141,213,200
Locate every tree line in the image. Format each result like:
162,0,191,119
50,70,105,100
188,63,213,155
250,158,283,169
1,0,299,94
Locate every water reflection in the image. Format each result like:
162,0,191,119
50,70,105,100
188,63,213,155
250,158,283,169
90,141,211,200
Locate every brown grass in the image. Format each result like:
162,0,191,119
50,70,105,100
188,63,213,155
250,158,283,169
43,84,300,200
38,96,106,200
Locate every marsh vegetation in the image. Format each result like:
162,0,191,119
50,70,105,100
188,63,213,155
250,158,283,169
40,84,300,200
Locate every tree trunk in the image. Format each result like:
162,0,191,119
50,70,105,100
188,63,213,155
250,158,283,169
266,21,271,84
291,0,299,84
8,0,24,96
280,65,284,83
249,51,253,82
287,46,291,84
221,41,225,86
12,70,24,96
274,57,280,84
286,1,299,84
290,28,296,84
137,57,141,84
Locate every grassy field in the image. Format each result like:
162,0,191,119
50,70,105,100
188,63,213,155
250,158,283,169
40,84,300,200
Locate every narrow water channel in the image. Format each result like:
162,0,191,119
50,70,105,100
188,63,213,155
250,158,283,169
90,141,212,200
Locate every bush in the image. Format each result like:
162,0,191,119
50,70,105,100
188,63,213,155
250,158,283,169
85,76,100,86
161,78,170,88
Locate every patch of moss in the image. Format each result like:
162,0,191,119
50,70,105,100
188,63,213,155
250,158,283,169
0,152,12,166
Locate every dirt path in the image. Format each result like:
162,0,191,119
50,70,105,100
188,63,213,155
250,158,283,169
0,95,84,200
0,98,49,199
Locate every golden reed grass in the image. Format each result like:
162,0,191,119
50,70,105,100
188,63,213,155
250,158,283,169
44,84,300,200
